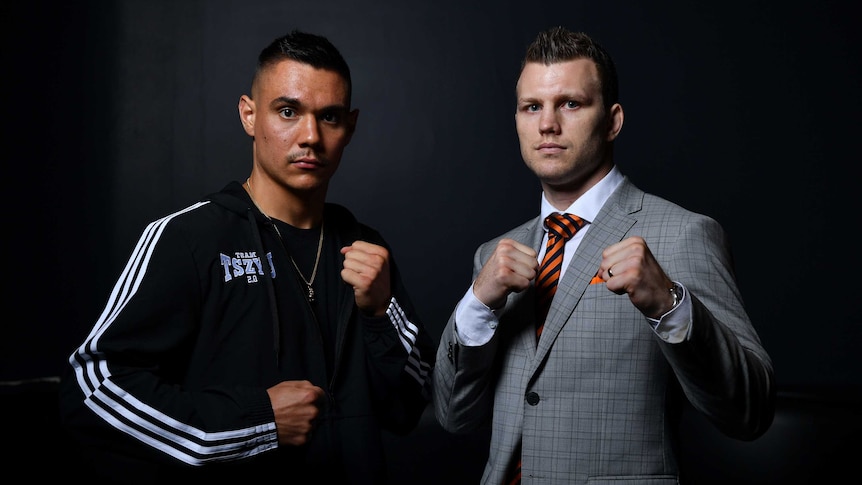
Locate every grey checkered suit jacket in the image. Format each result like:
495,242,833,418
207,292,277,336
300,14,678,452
433,177,775,484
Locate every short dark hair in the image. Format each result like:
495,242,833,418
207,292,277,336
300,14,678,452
254,30,352,105
521,27,619,108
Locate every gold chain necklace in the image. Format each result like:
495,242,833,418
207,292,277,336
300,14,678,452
246,177,324,302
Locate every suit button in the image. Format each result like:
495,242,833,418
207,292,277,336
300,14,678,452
526,392,540,405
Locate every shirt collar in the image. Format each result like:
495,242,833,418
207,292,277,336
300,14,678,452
540,165,624,227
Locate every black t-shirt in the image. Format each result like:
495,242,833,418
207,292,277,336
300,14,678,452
272,219,340,379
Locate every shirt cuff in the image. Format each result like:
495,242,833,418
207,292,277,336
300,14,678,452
646,281,693,344
454,284,499,347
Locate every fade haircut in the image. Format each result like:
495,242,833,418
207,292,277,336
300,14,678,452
253,30,353,106
521,27,619,109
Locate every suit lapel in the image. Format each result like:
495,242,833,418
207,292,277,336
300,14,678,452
502,216,545,351
532,178,643,364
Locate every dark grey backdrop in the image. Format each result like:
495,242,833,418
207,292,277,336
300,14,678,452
5,0,860,400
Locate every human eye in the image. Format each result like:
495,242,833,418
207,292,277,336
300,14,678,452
278,107,297,119
520,103,540,112
321,111,341,124
563,100,580,109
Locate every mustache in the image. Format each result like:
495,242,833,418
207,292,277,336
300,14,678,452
288,151,329,165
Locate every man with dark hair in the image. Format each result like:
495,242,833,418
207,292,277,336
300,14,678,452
60,30,434,484
433,26,774,484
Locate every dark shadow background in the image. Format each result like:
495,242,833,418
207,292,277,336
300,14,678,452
3,0,860,483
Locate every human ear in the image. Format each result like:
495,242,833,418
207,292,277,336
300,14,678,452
238,95,256,137
343,109,360,143
606,103,624,141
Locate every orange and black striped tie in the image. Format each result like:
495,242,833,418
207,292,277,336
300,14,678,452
535,212,585,339
507,212,585,485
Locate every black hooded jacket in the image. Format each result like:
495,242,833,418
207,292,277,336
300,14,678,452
59,181,435,484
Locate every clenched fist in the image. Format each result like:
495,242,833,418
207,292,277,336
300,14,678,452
340,240,392,317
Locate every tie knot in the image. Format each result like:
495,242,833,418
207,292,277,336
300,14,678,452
545,212,585,241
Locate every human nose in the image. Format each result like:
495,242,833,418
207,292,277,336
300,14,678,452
538,109,560,135
299,115,321,145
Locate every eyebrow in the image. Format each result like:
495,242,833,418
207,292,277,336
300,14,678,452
269,96,300,108
269,96,349,113
518,91,592,105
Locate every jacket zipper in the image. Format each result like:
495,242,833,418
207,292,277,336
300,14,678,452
267,220,339,409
